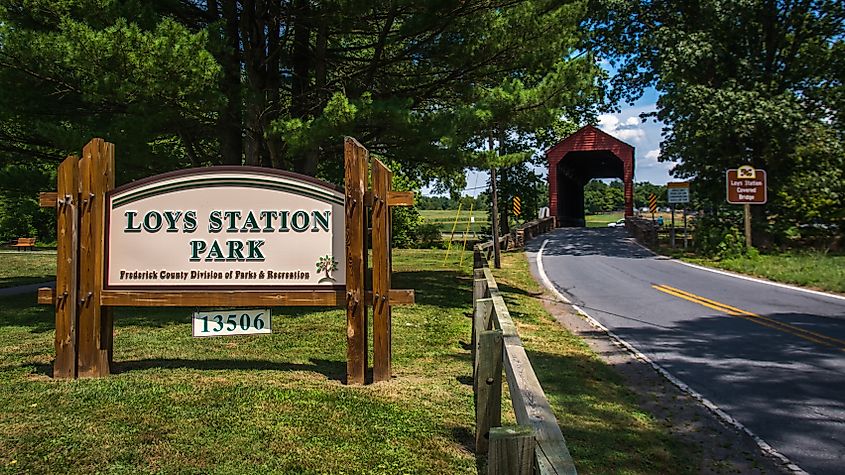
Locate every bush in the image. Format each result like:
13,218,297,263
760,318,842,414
694,212,754,259
391,206,421,249
415,222,445,249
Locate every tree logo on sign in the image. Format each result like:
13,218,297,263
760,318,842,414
316,255,339,283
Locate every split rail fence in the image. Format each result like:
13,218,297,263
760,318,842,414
471,220,576,475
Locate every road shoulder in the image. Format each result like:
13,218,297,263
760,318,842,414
526,249,793,475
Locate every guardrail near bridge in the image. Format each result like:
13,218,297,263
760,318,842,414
471,217,576,474
474,217,556,263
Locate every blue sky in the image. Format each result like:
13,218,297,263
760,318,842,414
597,88,674,185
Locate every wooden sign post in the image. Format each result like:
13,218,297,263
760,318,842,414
40,137,412,384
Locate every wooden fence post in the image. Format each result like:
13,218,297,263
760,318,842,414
53,155,79,379
487,426,536,475
76,139,113,378
475,329,503,455
372,158,392,382
345,137,368,385
473,297,493,388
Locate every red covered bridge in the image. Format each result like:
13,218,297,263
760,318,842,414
546,125,635,227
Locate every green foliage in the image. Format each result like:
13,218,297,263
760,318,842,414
413,222,445,249
0,164,55,242
417,194,487,211
587,0,845,247
1,0,602,188
489,161,547,234
584,180,624,214
693,213,754,259
771,124,845,246
0,3,222,180
634,182,666,210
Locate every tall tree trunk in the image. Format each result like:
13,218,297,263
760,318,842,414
498,129,510,235
499,167,510,235
290,0,317,175
265,0,284,169
241,0,269,166
217,0,243,165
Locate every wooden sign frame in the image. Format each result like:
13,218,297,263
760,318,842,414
39,137,413,384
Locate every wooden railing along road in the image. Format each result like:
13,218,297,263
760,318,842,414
471,217,576,475
474,217,556,262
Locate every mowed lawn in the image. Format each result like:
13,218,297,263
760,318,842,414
0,251,56,288
585,212,624,227
1,249,697,474
0,250,478,474
687,252,845,294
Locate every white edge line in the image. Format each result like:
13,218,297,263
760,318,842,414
536,238,809,475
627,237,845,303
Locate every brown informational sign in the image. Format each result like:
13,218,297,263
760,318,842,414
726,166,767,204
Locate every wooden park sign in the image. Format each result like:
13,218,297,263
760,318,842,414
39,137,413,384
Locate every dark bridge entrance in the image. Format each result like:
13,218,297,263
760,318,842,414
546,125,634,227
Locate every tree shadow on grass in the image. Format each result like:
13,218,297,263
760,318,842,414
29,357,348,382
392,270,473,309
494,281,541,299
0,294,54,333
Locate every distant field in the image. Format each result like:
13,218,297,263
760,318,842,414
420,209,489,234
585,212,624,227
588,211,693,228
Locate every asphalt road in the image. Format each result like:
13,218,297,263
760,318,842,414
528,227,845,475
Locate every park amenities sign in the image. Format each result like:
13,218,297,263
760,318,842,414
105,167,345,289
727,166,767,204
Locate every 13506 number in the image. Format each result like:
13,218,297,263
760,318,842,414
192,309,272,337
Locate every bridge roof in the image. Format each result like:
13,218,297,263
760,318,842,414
545,125,634,165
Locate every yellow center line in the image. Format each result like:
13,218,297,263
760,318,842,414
652,284,845,351
651,285,831,344
657,284,845,348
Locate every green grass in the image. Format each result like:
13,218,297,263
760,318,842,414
0,249,478,474
0,251,56,288
490,252,694,474
1,248,697,474
585,212,624,227
420,209,489,233
684,251,845,294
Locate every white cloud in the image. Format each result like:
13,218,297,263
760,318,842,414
597,114,619,130
597,112,646,143
613,128,646,142
644,148,660,163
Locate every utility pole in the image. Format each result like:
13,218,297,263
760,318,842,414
489,133,501,269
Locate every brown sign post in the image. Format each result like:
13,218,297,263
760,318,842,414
726,165,767,248
40,137,413,384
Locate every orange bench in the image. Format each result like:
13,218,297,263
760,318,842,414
12,237,36,251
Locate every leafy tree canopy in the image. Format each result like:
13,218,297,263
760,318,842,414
0,0,603,190
585,0,844,242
